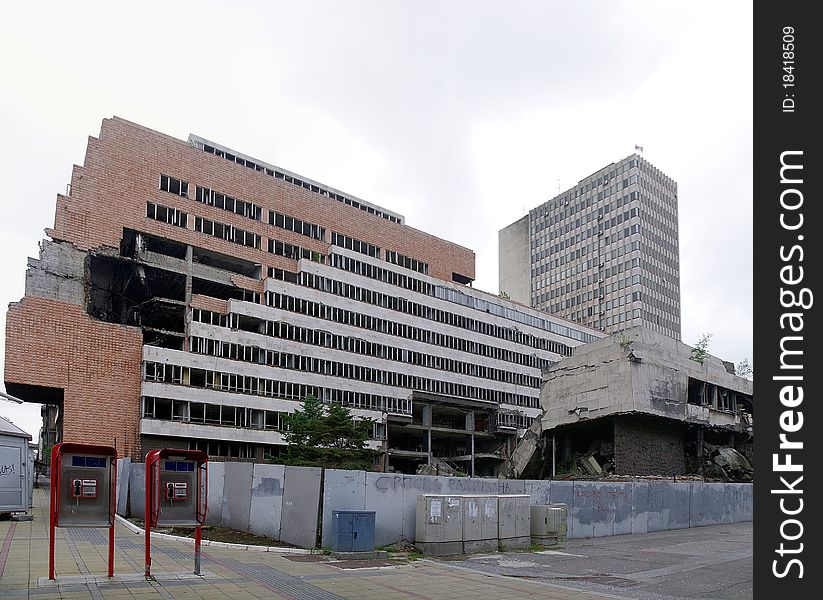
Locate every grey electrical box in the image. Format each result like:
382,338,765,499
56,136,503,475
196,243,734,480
57,453,113,527
461,495,498,553
331,510,376,552
498,494,530,550
0,419,32,514
415,494,463,555
156,458,199,526
530,504,568,546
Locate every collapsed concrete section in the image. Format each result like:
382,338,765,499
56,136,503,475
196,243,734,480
507,327,753,481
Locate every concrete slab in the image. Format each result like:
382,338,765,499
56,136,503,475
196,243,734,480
248,463,285,539
549,480,575,538
115,458,130,516
610,481,633,536
631,480,650,534
663,482,691,530
321,469,366,547
280,465,322,548
690,482,725,527
364,471,405,547
205,461,225,526
128,463,146,519
525,479,552,505
221,462,252,532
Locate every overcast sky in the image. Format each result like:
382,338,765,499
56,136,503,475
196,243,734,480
0,1,752,439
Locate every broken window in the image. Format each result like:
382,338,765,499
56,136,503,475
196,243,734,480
159,174,188,197
687,378,709,405
146,202,187,228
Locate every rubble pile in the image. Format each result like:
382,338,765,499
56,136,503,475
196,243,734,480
570,439,615,477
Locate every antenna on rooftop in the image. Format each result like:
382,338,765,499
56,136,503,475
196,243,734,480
557,178,561,192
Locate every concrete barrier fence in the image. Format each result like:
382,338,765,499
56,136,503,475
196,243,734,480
124,461,752,549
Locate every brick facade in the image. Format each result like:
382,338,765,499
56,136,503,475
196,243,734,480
4,296,143,458
52,117,475,283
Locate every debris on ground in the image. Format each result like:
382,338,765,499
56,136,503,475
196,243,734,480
127,518,301,548
416,457,464,477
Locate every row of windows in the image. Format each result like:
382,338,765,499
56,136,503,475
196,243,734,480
497,411,535,430
533,190,641,245
194,216,262,249
329,253,432,295
142,396,386,440
531,171,639,236
269,211,325,241
431,285,596,344
146,202,187,228
268,238,324,263
533,232,640,283
143,395,287,429
280,251,594,347
532,158,637,217
385,250,429,275
190,317,541,388
530,199,641,270
160,174,189,197
198,295,549,381
149,330,539,409
195,186,263,221
286,271,579,356
331,232,380,258
194,140,403,224
143,361,411,414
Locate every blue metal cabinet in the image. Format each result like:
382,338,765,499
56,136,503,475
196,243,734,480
331,510,375,552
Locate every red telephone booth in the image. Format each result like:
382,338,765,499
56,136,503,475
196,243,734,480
145,449,208,576
49,443,117,580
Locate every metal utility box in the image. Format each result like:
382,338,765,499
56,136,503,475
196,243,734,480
330,510,375,552
0,418,32,513
498,494,531,550
415,494,463,555
530,504,568,546
461,495,498,554
56,453,114,527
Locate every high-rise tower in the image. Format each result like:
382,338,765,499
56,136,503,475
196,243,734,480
500,154,681,340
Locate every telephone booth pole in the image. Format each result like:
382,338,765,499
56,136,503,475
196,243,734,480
49,443,117,580
145,449,208,577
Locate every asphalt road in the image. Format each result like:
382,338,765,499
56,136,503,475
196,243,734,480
437,522,752,600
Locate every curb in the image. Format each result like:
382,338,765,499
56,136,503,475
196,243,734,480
115,515,311,554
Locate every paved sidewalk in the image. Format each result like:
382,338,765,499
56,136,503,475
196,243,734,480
1,486,613,599
443,522,753,600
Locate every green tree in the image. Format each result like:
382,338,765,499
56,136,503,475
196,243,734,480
689,333,712,364
736,358,753,380
274,395,377,470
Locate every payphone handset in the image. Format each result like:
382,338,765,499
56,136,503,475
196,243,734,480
166,481,187,500
72,479,98,499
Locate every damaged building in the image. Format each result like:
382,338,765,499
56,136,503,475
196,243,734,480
3,117,604,474
504,327,753,481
